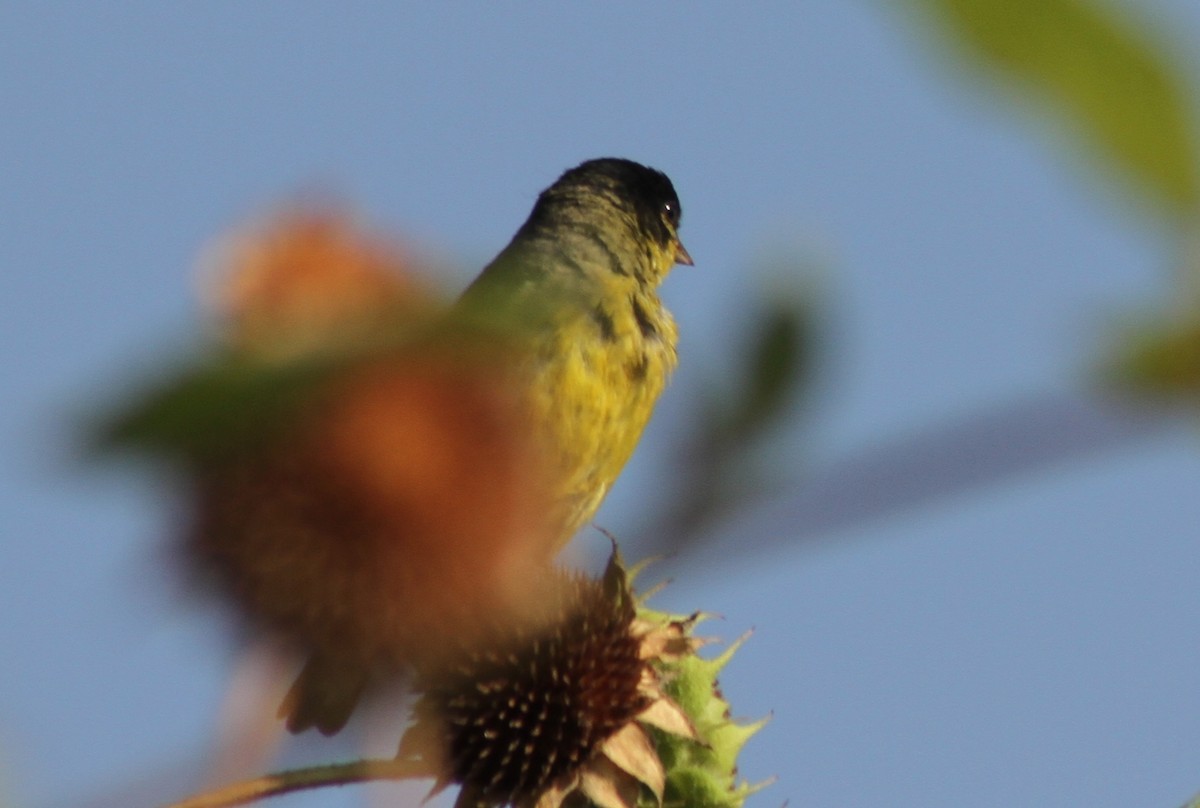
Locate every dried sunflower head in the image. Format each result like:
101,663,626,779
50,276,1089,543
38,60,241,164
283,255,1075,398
96,210,567,734
397,549,764,808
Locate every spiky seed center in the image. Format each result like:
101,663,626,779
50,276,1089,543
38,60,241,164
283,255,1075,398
435,579,649,806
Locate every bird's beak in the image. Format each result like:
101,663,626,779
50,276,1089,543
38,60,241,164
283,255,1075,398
674,240,694,267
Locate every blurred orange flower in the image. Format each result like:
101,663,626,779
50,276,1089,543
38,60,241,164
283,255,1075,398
172,209,562,733
200,208,432,355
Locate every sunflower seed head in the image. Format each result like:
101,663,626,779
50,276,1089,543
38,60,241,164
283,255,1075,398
425,570,648,807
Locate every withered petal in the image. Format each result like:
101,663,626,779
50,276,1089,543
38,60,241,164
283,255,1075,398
579,756,640,808
601,722,664,802
637,620,704,661
636,696,698,741
531,778,574,808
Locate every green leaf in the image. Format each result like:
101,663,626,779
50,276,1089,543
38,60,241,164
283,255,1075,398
908,0,1200,216
726,300,811,443
1103,316,1200,398
698,291,815,457
87,305,452,465
89,351,339,464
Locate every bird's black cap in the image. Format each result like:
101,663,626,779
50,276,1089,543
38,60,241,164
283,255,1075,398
543,158,684,252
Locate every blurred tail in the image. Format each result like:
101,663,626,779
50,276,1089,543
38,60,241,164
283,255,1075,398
278,653,367,736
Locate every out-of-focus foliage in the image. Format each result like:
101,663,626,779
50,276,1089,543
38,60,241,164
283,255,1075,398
903,0,1200,419
91,212,572,741
642,281,818,554
712,299,810,450
1105,316,1200,399
907,0,1200,219
91,212,443,466
92,350,345,464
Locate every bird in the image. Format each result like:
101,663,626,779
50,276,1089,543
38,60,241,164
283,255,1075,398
455,157,692,544
274,157,692,734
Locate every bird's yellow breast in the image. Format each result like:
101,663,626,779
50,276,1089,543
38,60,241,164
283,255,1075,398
526,284,678,541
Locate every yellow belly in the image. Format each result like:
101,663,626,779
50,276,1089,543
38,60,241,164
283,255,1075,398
526,304,678,544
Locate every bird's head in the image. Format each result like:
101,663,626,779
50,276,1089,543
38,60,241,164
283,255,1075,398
531,157,692,284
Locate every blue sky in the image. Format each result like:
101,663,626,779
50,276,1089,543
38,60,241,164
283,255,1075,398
5,3,1200,807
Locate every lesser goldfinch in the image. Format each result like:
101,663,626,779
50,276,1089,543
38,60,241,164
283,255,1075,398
456,157,691,542
283,157,692,733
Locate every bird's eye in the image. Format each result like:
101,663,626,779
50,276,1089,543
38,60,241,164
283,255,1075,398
663,201,679,226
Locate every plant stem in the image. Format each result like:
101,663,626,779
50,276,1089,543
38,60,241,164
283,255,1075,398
161,758,428,808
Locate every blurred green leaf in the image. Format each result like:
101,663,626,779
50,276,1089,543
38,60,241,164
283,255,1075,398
90,352,339,465
644,285,818,548
1104,317,1200,398
88,304,454,465
909,0,1200,216
714,300,812,448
